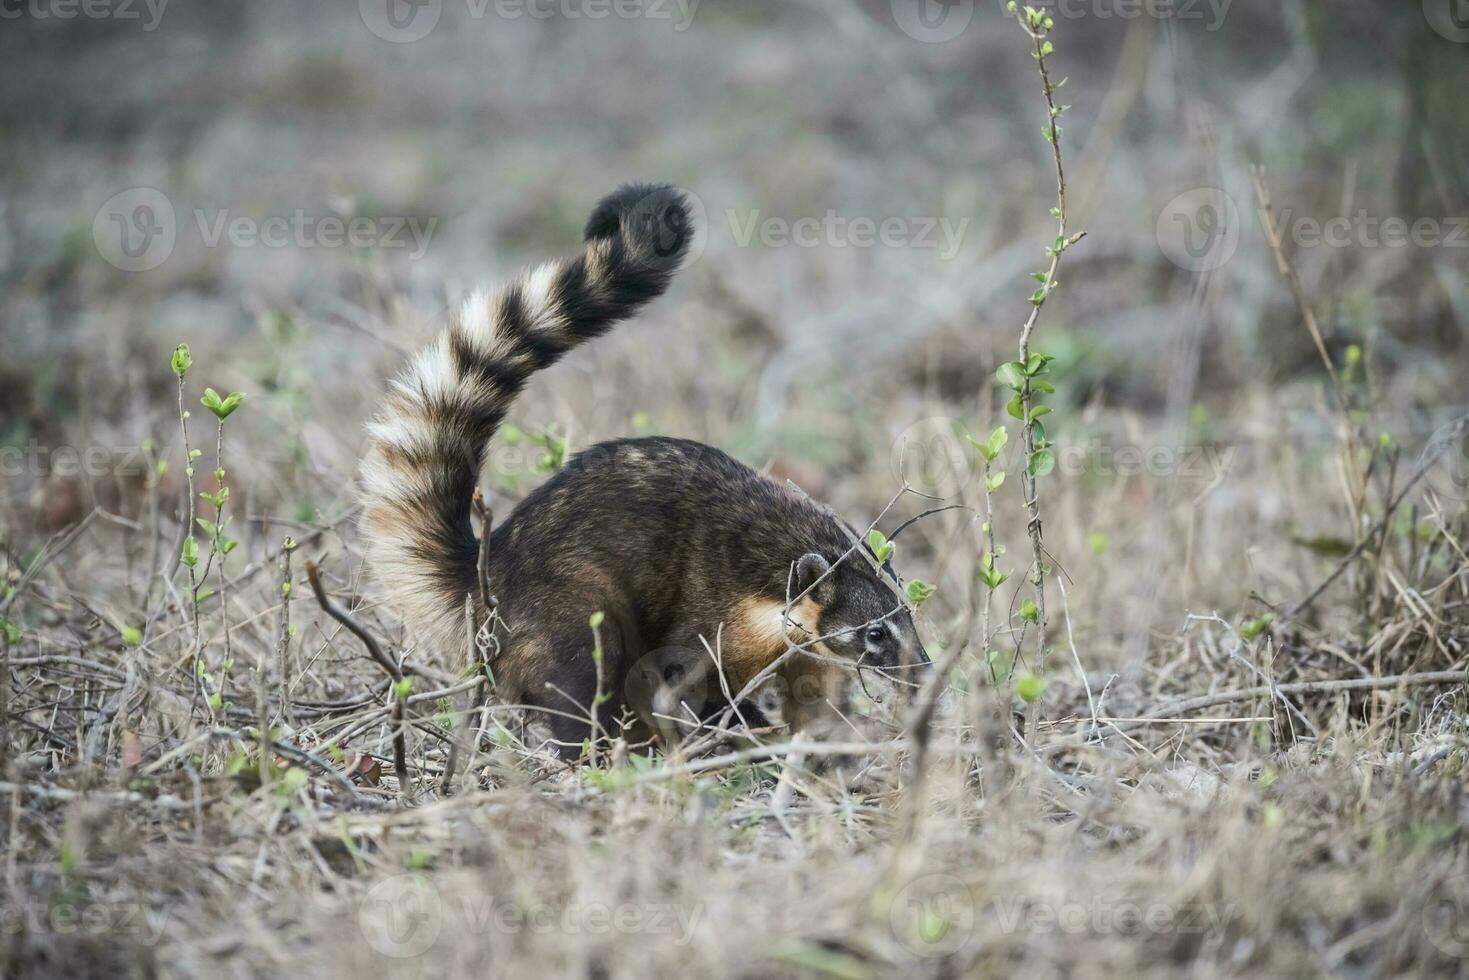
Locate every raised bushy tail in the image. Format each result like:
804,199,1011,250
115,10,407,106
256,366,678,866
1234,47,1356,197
358,183,694,650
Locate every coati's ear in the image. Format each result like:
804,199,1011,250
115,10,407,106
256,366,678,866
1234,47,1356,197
794,553,834,602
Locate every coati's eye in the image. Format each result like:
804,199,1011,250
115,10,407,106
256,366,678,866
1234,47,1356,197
866,625,887,644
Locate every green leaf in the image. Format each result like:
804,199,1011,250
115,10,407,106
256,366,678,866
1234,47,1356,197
1029,287,1049,306
971,425,1009,463
996,361,1027,391
207,692,222,711
867,529,894,564
121,626,142,647
986,471,1006,493
223,750,248,778
181,536,199,568
393,677,413,699
1007,395,1025,421
1241,614,1276,641
1028,449,1056,478
589,610,606,630
1032,380,1056,395
171,344,192,378
1020,599,1039,623
1024,352,1055,375
196,517,218,538
1087,531,1107,555
194,588,214,604
772,941,872,980
987,426,1008,460
905,580,936,605
280,766,309,794
202,388,244,421
1015,672,1046,703
1290,534,1353,558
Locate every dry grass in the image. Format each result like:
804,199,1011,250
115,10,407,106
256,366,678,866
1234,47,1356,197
4,2,1469,977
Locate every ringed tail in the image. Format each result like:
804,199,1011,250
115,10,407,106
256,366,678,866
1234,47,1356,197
357,183,695,650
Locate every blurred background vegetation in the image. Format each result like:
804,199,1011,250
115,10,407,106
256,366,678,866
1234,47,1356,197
1,0,1466,655
5,4,1469,976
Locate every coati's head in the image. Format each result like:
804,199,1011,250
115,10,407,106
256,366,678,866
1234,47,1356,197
791,550,930,676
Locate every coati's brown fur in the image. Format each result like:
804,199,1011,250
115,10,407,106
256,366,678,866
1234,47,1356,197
359,184,928,755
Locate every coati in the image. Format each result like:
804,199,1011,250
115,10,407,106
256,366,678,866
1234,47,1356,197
358,183,929,755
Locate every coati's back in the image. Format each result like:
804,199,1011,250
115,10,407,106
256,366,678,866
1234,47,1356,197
359,184,927,753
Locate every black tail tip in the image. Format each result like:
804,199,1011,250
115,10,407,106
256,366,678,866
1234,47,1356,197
584,182,694,265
